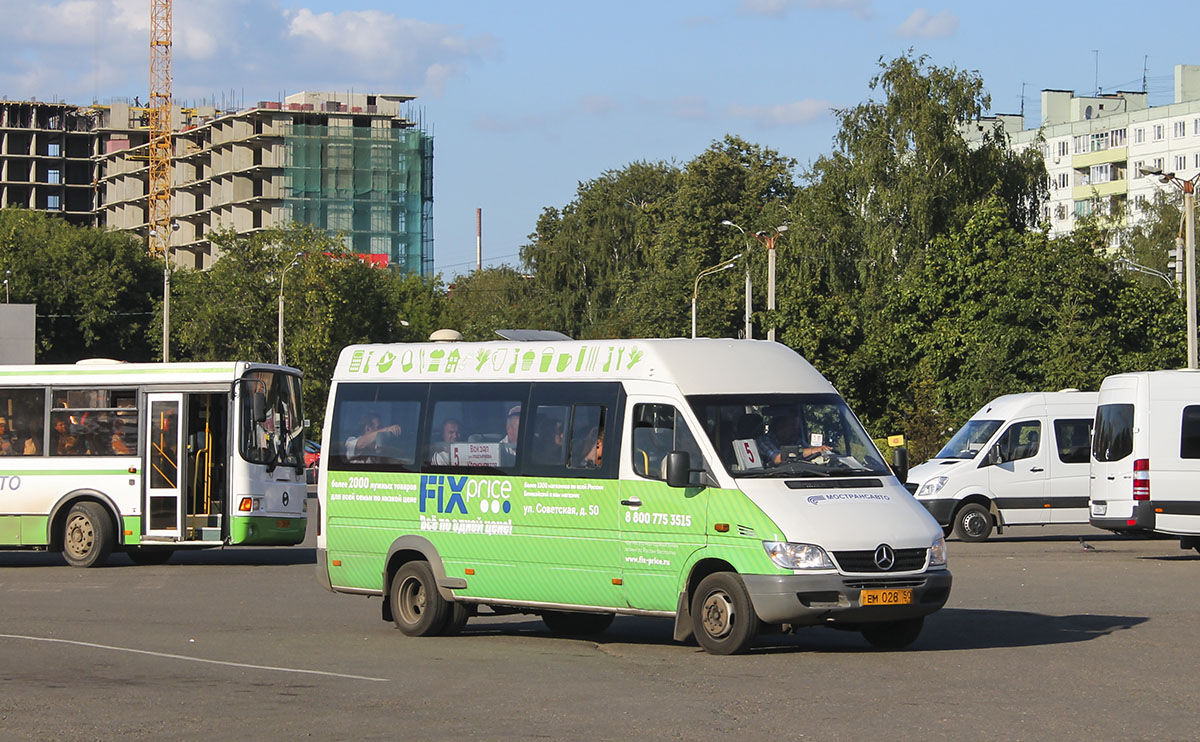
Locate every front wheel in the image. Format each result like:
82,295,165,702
62,502,114,568
952,502,994,542
542,611,614,637
861,616,925,649
690,572,760,655
390,562,449,637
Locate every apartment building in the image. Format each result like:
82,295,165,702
0,92,433,274
966,64,1200,239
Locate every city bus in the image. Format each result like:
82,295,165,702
0,360,308,566
316,338,950,655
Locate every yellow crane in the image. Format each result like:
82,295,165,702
148,0,172,258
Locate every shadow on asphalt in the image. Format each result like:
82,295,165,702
0,547,316,568
448,606,1147,654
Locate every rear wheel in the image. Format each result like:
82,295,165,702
861,616,925,649
62,502,114,568
390,562,449,637
691,572,759,655
952,502,993,542
126,548,173,565
541,611,614,637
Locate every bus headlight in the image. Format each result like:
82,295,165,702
763,541,834,570
916,476,948,498
929,535,948,567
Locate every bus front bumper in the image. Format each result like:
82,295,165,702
741,569,952,626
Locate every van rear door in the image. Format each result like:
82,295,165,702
1090,379,1138,525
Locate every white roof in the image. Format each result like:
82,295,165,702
0,361,298,386
333,338,835,396
969,390,1098,420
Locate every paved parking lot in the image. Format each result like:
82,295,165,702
2,524,1199,740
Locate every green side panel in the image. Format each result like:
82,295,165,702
21,515,48,545
0,515,20,545
122,516,142,545
230,514,307,545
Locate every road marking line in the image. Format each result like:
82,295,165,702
0,633,388,682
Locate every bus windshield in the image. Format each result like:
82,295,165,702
688,393,890,478
240,370,304,468
934,419,1003,460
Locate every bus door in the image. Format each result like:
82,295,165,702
145,393,185,537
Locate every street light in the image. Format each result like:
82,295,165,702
691,253,742,339
277,251,303,366
3,270,10,303
720,221,753,339
1140,166,1198,369
754,224,788,342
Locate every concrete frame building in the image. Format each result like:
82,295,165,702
0,91,433,274
966,64,1200,240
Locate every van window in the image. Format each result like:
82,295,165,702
631,403,702,483
936,419,1002,459
988,420,1040,464
1093,404,1134,462
1181,406,1200,459
329,382,424,471
1053,418,1093,464
49,387,139,457
421,383,525,472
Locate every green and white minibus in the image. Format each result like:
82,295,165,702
0,361,307,567
316,339,951,654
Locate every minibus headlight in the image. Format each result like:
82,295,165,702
763,541,834,570
929,535,948,567
916,476,948,498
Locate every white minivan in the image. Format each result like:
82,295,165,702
1090,370,1200,549
907,391,1097,541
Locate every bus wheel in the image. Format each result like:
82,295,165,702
691,572,759,655
541,611,614,637
126,548,173,565
390,562,449,637
952,503,993,542
62,502,114,568
861,616,924,649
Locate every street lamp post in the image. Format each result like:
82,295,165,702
3,270,10,303
691,254,742,339
277,252,303,366
1140,167,1198,369
753,225,788,343
720,221,753,338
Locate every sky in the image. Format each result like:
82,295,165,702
0,0,1195,278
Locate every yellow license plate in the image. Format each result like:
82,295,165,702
860,589,913,606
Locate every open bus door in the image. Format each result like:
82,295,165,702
145,393,184,537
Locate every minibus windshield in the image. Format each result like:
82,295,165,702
934,419,1003,459
689,393,890,478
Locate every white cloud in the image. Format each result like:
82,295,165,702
667,95,712,121
895,8,959,38
739,0,872,19
728,99,832,126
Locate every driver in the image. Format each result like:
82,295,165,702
757,407,831,466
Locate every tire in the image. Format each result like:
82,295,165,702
861,616,925,650
952,502,994,542
390,562,449,637
62,502,114,568
541,611,615,637
690,572,760,655
126,548,174,565
441,602,474,636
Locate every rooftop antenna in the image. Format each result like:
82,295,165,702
1020,82,1026,118
1092,50,1100,96
1143,55,1149,93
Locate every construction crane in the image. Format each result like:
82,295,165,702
149,0,172,360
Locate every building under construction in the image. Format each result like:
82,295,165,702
0,91,433,274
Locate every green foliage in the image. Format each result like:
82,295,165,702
0,208,158,362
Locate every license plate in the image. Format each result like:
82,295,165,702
860,589,912,606
1092,502,1107,516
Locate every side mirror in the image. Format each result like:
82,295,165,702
251,392,267,424
984,444,1002,467
664,451,692,488
891,446,909,483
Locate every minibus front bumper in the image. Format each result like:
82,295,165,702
741,569,953,626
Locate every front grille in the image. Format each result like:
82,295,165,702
833,548,927,573
844,578,927,589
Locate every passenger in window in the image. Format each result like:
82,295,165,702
111,420,133,455
52,418,81,456
347,414,401,463
430,418,462,466
582,426,604,468
0,418,16,455
500,405,520,465
757,407,830,466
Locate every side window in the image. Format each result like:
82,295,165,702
329,383,424,471
1181,406,1200,459
1054,418,1093,464
49,388,139,457
0,388,46,456
989,420,1041,464
421,382,528,473
521,382,621,479
631,403,703,482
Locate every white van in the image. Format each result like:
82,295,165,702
316,338,951,654
907,391,1097,542
1090,370,1200,547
